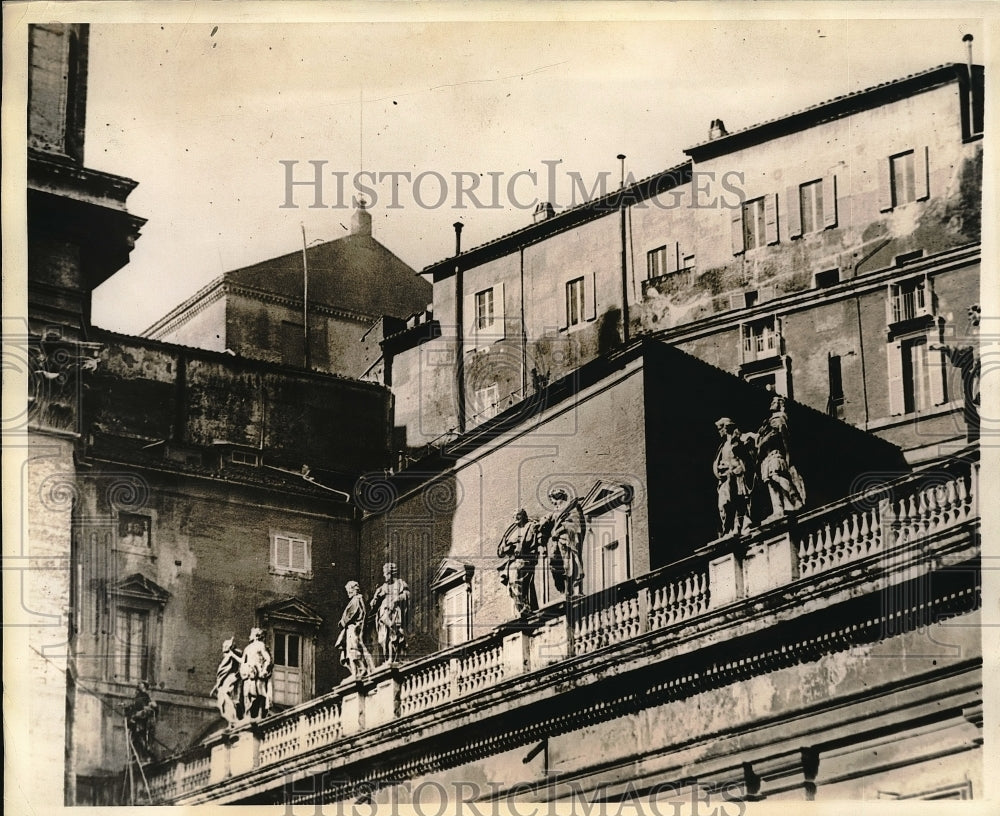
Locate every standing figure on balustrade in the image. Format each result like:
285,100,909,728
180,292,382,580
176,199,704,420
211,637,244,726
370,563,410,665
755,396,806,521
930,304,981,443
538,488,586,596
124,681,158,762
497,508,541,617
337,581,375,680
240,627,273,720
713,417,756,537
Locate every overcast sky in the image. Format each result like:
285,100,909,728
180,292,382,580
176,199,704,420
82,8,987,335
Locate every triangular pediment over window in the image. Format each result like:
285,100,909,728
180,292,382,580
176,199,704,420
109,573,170,606
581,480,634,516
431,558,475,592
258,596,323,630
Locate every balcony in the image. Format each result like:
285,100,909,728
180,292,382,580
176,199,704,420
144,453,979,805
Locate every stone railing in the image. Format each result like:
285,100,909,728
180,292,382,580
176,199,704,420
144,454,978,803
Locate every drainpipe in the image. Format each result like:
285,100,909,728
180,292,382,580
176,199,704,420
453,222,466,433
520,245,527,396
853,238,892,427
618,154,630,345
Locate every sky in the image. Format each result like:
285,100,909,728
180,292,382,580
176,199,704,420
80,7,988,335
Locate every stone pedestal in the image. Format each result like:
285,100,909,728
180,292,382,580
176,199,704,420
208,737,230,784
365,667,401,728
502,630,531,676
229,727,260,776
708,552,744,608
340,685,365,736
743,529,798,597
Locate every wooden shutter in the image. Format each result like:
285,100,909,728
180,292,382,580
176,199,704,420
926,326,946,406
887,341,904,416
764,193,779,245
586,271,597,321
731,208,744,255
822,175,838,228
666,241,680,274
493,282,506,341
786,185,802,239
558,279,569,330
916,146,930,201
878,157,893,212
463,291,475,347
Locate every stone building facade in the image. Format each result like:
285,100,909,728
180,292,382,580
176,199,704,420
143,202,432,380
16,21,985,808
389,62,982,464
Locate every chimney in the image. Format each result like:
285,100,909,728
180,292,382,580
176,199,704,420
709,119,728,140
453,221,464,256
350,197,372,236
532,202,555,223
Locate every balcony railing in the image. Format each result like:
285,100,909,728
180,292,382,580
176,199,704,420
144,453,978,803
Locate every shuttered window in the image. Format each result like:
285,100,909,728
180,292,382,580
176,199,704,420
270,532,311,576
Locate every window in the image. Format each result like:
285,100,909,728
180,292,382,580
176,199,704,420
892,151,916,206
106,573,168,685
566,277,585,328
230,449,260,466
828,355,844,419
732,194,778,254
647,246,667,278
741,318,781,364
463,282,505,349
799,180,824,234
474,383,499,421
880,147,929,212
815,268,840,288
272,631,302,706
114,608,149,682
743,197,767,251
270,531,312,577
117,513,151,548
431,560,474,648
579,481,634,597
789,177,838,238
889,277,930,324
887,330,946,416
258,597,321,705
441,585,469,647
475,287,494,331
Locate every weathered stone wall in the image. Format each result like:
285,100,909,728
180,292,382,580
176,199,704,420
70,468,358,779
359,363,650,656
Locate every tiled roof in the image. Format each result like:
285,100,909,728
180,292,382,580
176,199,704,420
685,63,970,160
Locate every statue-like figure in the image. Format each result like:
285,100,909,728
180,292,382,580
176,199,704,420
755,396,806,521
497,509,541,617
211,637,244,726
539,488,586,596
930,304,981,443
713,417,756,537
370,563,410,665
337,581,375,680
125,681,158,762
240,628,273,720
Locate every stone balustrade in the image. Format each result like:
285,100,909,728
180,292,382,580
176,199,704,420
144,454,978,803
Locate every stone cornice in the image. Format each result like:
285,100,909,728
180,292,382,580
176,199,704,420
174,511,979,804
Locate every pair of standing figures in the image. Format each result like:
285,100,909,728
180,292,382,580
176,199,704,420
336,563,410,681
713,395,806,538
496,488,587,618
211,627,275,727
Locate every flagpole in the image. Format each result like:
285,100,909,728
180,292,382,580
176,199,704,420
301,224,311,370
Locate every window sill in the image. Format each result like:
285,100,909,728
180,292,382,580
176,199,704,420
268,567,313,580
560,317,597,335
866,400,963,431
